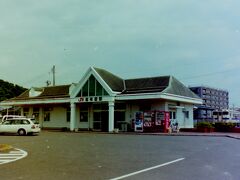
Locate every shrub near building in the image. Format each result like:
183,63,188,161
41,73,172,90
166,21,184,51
196,121,239,133
214,122,236,132
196,121,214,132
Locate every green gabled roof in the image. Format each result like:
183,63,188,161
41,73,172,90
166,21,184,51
123,76,170,94
93,67,199,99
93,67,124,92
162,76,200,99
5,85,70,101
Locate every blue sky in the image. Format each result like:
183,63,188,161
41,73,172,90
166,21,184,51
0,0,240,106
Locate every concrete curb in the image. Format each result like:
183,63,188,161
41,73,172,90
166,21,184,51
225,135,240,140
43,130,240,140
112,132,240,140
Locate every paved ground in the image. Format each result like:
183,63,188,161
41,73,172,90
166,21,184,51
0,131,240,180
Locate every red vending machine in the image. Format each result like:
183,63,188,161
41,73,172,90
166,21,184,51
164,111,170,133
155,111,170,132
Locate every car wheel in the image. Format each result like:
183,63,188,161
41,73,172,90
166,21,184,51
18,129,26,136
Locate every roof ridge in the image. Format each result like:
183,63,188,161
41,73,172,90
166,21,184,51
125,75,171,81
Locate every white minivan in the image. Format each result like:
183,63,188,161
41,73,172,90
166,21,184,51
0,118,41,135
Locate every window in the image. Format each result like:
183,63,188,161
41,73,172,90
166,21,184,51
82,81,88,96
23,108,29,117
170,111,176,120
33,107,40,121
44,108,51,122
96,81,103,96
183,111,189,118
78,75,109,97
89,75,95,96
80,111,88,122
114,111,126,129
21,120,30,125
3,120,11,125
66,107,70,122
79,105,89,122
44,113,50,121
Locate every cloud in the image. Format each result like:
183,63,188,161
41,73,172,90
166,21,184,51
0,0,239,106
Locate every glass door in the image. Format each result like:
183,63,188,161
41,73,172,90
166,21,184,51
170,110,176,124
93,112,101,130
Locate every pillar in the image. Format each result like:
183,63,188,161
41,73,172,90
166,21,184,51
108,101,115,132
70,102,76,131
20,108,24,116
39,107,44,128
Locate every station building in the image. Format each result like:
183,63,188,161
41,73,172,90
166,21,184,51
0,67,202,132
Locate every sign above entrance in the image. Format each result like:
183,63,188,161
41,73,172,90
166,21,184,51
78,96,102,103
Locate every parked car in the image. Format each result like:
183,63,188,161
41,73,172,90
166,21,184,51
0,118,40,135
1,115,26,122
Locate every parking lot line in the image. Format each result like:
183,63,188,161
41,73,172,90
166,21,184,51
0,149,28,165
110,158,185,180
9,151,23,154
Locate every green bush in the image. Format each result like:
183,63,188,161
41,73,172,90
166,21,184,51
197,121,214,129
214,122,236,132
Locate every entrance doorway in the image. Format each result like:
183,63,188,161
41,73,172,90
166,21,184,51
93,111,109,131
114,111,126,130
169,110,176,124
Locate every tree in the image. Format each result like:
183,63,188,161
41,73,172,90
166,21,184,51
0,80,27,101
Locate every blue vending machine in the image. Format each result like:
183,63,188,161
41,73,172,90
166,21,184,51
135,112,144,132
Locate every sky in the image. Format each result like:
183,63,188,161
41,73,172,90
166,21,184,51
0,0,240,106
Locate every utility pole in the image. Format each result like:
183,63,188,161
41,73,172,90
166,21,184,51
52,65,56,86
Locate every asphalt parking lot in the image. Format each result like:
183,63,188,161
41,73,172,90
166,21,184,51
0,131,240,180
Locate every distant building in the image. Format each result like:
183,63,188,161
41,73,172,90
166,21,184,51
190,86,229,121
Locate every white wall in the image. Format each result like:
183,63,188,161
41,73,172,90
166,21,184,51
42,107,70,128
181,103,194,128
164,101,194,128
22,100,194,129
173,103,194,129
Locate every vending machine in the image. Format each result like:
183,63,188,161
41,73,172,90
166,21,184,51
155,111,164,126
135,111,170,133
155,111,170,132
143,111,153,127
164,111,170,133
135,112,144,132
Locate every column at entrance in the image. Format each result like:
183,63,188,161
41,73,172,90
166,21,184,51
108,101,115,132
20,108,24,116
39,107,44,128
70,102,76,131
